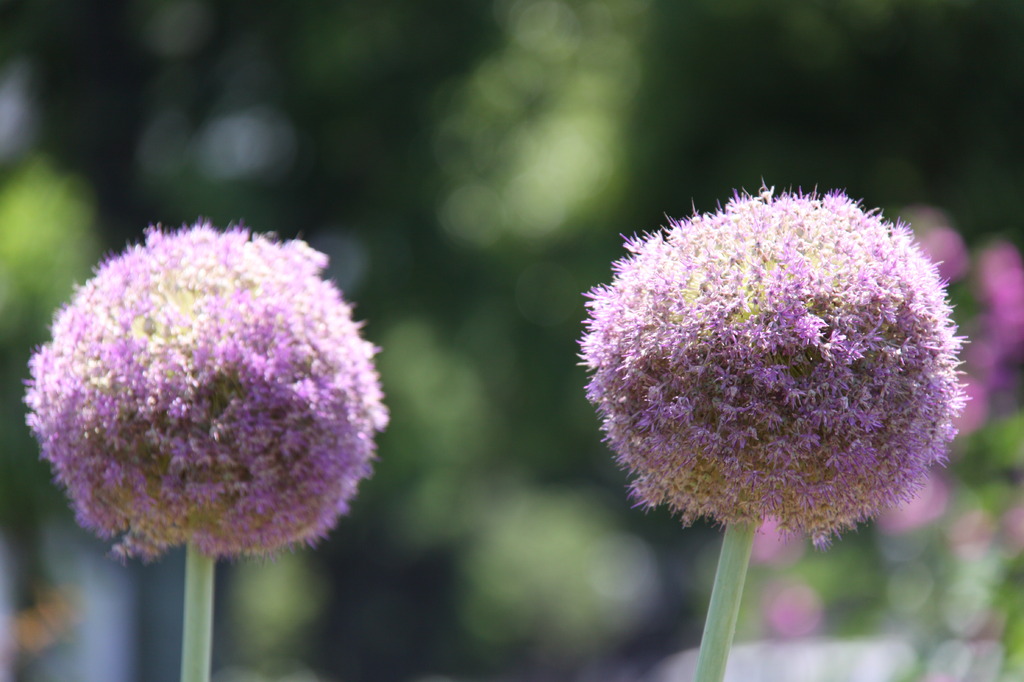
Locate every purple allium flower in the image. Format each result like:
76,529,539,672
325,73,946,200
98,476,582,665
25,222,388,560
581,188,965,546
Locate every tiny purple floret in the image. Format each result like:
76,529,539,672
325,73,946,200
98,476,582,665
25,222,388,560
580,188,966,546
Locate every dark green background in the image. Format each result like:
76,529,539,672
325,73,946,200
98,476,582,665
1,0,1022,680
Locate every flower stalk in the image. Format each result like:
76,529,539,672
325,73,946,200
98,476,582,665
180,545,215,682
694,522,756,682
579,187,966,681
579,188,965,546
25,223,389,681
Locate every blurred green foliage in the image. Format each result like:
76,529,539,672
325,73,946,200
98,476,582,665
0,157,97,532
2,0,1024,680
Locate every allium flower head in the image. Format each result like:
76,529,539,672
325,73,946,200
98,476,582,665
581,188,965,546
25,222,388,560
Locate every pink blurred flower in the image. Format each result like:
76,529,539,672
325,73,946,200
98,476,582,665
761,579,823,638
904,205,969,283
951,375,988,437
974,241,1024,393
877,473,950,534
751,517,805,565
956,240,1024,428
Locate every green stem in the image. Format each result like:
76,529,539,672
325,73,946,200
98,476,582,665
693,522,756,682
180,544,216,682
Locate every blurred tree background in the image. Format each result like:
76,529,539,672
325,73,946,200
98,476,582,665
1,0,1023,681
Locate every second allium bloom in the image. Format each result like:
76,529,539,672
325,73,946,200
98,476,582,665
26,223,388,560
581,188,965,546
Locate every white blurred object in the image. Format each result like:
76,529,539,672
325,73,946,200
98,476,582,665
647,638,1000,682
0,533,13,682
39,523,136,682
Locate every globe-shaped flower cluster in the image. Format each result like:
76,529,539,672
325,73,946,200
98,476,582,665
26,223,388,560
580,188,966,546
